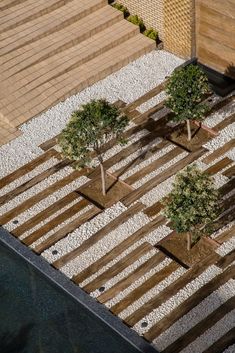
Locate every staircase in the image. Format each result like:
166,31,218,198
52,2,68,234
0,0,155,145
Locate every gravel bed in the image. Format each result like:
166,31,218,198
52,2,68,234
90,249,157,299
204,98,235,128
216,237,235,256
138,91,167,113
223,344,235,353
203,123,235,154
211,220,235,240
134,265,222,335
106,256,172,308
153,279,235,351
4,175,89,232
119,266,187,321
181,309,235,353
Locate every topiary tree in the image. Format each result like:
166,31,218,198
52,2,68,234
164,165,220,251
165,64,211,141
58,99,129,196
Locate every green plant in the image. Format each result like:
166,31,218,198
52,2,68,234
127,14,145,32
164,165,220,250
143,27,158,42
58,99,129,196
112,3,130,17
165,64,211,141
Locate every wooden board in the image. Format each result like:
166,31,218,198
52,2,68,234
223,165,235,178
0,170,87,225
162,296,235,353
205,157,233,175
144,265,235,341
214,112,235,131
23,199,89,246
203,139,235,164
124,146,183,185
216,249,235,270
39,135,59,151
125,252,220,326
83,242,153,293
111,261,179,315
54,213,165,271
98,251,166,304
216,224,235,243
0,149,60,189
34,206,101,254
0,158,71,207
12,192,79,237
62,202,145,280
122,148,206,207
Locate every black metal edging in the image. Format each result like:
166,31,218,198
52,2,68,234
0,226,158,353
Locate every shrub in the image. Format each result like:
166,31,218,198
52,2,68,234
127,14,146,32
58,99,129,196
143,28,158,42
112,3,130,17
164,165,220,250
165,64,211,141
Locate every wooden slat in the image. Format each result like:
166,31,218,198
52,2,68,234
124,147,183,185
203,139,235,164
98,251,166,303
162,296,235,353
144,199,166,218
23,199,89,246
132,100,167,125
34,206,101,254
144,265,235,341
223,165,235,178
216,224,235,243
125,252,220,326
0,149,59,189
125,81,167,112
0,158,71,206
111,261,179,315
0,169,88,225
54,213,165,271
220,179,235,196
216,249,235,270
122,148,206,207
83,242,154,293
60,202,144,280
214,112,235,131
39,135,59,151
202,327,235,353
12,192,79,237
205,157,233,175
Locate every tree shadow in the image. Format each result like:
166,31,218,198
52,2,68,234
0,323,34,353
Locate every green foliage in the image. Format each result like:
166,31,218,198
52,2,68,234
165,64,211,123
58,99,129,168
164,165,220,237
127,14,145,32
143,27,158,42
112,3,130,17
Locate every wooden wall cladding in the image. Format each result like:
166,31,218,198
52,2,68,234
196,0,235,78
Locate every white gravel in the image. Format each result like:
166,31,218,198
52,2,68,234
135,265,222,335
223,344,235,353
216,238,235,256
153,279,235,351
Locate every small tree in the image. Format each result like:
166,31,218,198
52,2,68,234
165,64,211,141
164,165,220,251
58,99,129,196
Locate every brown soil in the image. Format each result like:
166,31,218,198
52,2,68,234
78,172,133,209
168,122,213,152
158,232,219,268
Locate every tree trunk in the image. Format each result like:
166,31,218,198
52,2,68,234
100,162,106,196
187,232,192,251
186,119,192,141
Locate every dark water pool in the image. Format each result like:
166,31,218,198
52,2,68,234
0,235,155,353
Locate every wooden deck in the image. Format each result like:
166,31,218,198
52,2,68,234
0,85,234,353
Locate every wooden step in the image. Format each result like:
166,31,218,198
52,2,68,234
214,111,235,131
0,149,59,189
122,148,206,207
98,251,166,303
125,252,220,326
223,164,235,178
83,242,154,293
203,139,235,164
162,296,235,353
111,261,179,315
144,265,235,341
34,206,101,254
216,224,235,243
23,199,89,245
53,214,164,270
205,157,233,175
216,249,235,270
